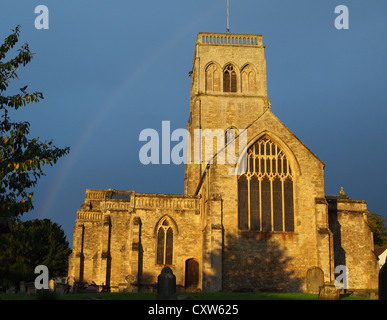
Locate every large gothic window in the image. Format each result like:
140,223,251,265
223,64,237,92
206,63,221,92
238,137,294,232
156,219,173,265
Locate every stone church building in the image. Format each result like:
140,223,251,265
68,32,379,293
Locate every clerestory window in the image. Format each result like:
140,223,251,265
237,137,295,232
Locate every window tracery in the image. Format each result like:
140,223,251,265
238,137,294,232
223,64,237,92
156,218,173,265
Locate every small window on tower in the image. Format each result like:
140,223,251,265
223,64,237,92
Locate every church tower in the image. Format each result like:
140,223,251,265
185,33,269,195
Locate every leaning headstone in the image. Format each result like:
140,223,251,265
157,266,176,300
318,283,340,300
306,267,324,294
379,257,387,300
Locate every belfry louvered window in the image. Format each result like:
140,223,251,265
238,137,294,232
156,219,173,265
223,64,237,92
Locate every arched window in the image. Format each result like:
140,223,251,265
206,63,221,92
223,64,237,92
156,219,173,265
238,137,294,232
241,64,257,93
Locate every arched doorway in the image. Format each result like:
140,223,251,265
185,259,199,290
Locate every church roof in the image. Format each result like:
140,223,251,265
106,191,131,200
375,246,387,256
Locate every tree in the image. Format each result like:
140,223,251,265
0,26,69,222
0,219,71,289
367,212,387,247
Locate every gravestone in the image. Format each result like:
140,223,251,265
379,257,387,300
19,281,26,294
157,266,176,300
318,283,340,300
49,279,56,292
306,267,324,294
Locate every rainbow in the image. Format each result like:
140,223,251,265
36,2,224,220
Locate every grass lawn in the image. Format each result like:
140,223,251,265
0,291,370,300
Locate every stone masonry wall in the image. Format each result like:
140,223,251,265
68,190,202,292
196,110,333,292
328,198,378,290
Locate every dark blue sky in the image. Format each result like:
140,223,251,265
1,1,387,246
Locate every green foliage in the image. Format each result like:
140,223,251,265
0,219,71,289
367,212,387,247
0,25,69,219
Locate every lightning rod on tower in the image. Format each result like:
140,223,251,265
227,0,230,33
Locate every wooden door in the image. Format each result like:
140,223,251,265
185,259,199,289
